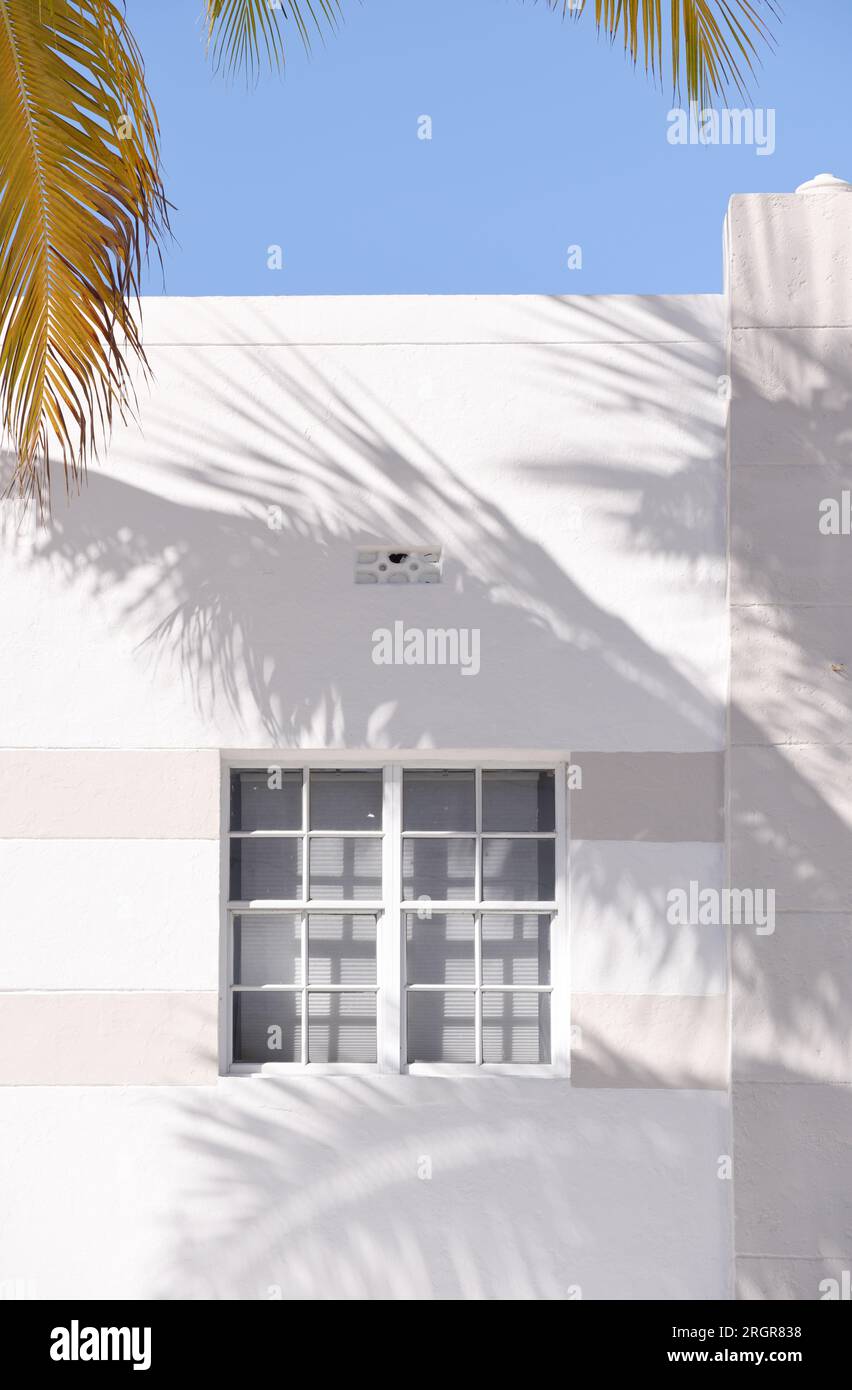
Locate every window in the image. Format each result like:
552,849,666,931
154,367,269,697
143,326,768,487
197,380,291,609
225,763,568,1075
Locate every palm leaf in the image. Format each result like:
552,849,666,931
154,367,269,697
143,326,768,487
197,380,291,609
0,0,168,506
553,1,778,106
205,0,341,79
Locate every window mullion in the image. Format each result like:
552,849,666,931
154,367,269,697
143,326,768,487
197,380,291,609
550,762,571,1076
474,910,483,1066
301,770,310,1065
300,911,308,1066
475,771,483,1064
474,768,483,899
379,765,402,1073
302,771,310,901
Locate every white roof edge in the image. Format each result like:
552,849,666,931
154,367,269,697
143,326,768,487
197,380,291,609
133,292,724,348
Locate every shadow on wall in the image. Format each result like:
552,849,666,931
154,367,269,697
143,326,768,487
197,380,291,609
0,298,724,750
2,292,850,1296
155,1075,728,1301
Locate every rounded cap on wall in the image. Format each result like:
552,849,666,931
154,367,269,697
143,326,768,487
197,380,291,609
795,173,852,194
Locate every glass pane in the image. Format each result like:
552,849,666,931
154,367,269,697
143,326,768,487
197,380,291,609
308,837,382,899
481,914,551,986
481,838,555,901
233,914,301,985
402,838,475,900
230,768,302,831
233,991,301,1063
482,769,555,832
405,912,475,984
403,770,475,830
230,838,302,901
308,914,377,985
482,992,551,1064
407,992,475,1063
308,992,377,1063
310,770,382,830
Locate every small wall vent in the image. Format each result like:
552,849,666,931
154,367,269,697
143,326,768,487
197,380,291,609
355,546,442,585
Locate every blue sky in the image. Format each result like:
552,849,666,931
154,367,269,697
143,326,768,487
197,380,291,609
129,1,852,297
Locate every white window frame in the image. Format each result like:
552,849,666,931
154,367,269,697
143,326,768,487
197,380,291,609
221,756,570,1078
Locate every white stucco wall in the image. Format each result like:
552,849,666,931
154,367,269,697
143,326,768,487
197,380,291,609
0,1081,730,1301
0,293,726,752
727,183,852,1298
0,292,731,1300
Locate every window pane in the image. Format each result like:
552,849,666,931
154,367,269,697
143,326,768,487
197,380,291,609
481,838,555,900
234,914,301,985
310,770,382,830
402,838,475,900
403,770,475,830
405,912,475,984
308,837,382,899
308,992,377,1062
482,992,551,1064
230,769,302,831
482,770,554,832
308,914,377,985
230,838,302,901
407,992,475,1063
233,991,301,1063
481,914,550,986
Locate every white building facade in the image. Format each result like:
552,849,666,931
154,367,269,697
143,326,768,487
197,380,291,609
0,180,849,1300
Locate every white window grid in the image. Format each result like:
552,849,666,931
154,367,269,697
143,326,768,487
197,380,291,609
223,760,570,1078
401,768,555,1067
230,909,381,1068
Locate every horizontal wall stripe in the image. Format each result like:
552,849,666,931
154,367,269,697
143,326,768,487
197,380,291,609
571,995,728,1090
0,750,220,839
570,752,724,841
0,992,218,1086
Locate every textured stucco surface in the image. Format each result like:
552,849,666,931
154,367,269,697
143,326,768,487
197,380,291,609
570,839,726,995
0,839,220,990
0,295,726,752
728,186,852,1297
0,292,733,1295
571,994,727,1089
0,191,846,1296
733,1081,852,1259
733,913,852,1086
0,1081,730,1300
730,326,852,468
737,1256,851,1301
727,191,852,329
569,752,724,841
731,604,852,748
730,744,852,913
0,750,220,838
0,992,218,1085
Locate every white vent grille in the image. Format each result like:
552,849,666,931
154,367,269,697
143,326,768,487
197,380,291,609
355,547,442,585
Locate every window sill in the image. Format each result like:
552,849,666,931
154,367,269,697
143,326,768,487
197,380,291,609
227,1062,569,1079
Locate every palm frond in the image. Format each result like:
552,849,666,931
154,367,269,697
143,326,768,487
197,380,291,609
553,1,778,106
205,0,341,80
0,0,168,507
